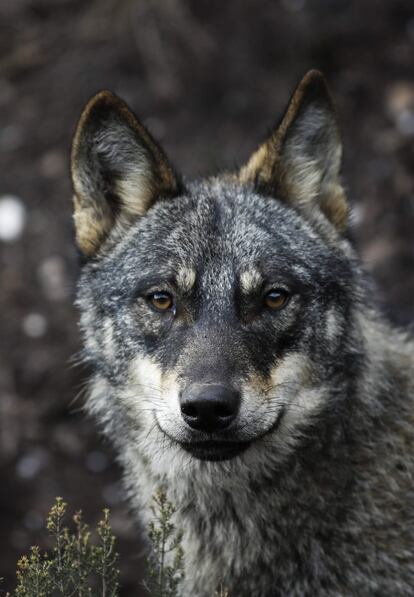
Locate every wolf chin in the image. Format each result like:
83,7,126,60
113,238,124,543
71,71,414,596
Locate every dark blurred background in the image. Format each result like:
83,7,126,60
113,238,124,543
1,0,414,593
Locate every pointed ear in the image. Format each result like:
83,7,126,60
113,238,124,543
239,70,348,231
71,91,181,256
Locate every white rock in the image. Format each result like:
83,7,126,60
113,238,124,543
22,313,48,338
0,195,26,241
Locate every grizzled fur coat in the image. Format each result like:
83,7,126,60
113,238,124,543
71,71,414,596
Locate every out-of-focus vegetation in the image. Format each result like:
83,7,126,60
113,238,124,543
5,490,192,597
7,498,120,596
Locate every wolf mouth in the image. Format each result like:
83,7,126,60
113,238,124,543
155,407,285,462
180,440,250,461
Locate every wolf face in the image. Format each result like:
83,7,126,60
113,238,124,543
73,71,359,480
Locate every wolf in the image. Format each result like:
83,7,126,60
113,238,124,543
71,70,414,596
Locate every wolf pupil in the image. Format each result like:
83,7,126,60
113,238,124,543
264,289,288,310
148,291,173,312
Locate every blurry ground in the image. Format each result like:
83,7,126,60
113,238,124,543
1,0,414,594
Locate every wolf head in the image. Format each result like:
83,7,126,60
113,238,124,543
72,71,362,481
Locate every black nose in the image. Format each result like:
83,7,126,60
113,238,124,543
180,384,240,433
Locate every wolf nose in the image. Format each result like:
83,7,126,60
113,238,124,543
180,384,240,433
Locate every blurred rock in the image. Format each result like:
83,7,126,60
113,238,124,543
16,447,49,480
22,313,48,338
0,195,26,241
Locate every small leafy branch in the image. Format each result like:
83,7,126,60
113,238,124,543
9,498,119,597
144,488,184,597
3,493,229,597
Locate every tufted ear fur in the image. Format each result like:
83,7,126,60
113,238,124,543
71,91,181,256
239,70,348,231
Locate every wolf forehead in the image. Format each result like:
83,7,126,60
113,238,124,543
83,180,348,296
73,70,356,308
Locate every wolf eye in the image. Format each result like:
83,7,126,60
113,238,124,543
264,289,289,311
147,291,174,312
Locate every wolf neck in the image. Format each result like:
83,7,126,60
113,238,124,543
121,411,356,596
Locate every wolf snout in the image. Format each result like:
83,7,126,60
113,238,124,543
180,383,240,433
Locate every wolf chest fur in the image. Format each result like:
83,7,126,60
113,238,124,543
71,71,414,596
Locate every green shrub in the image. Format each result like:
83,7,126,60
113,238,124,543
144,489,184,597
8,498,119,597
5,492,228,596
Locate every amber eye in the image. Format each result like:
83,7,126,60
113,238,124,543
147,291,174,312
264,289,289,311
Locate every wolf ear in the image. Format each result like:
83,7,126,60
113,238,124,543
239,70,347,231
71,91,180,256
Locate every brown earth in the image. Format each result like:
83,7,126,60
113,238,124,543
1,0,413,594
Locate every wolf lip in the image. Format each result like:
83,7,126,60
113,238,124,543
180,440,250,461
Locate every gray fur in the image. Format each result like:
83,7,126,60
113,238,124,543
72,73,414,596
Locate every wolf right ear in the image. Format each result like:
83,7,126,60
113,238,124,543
239,70,348,231
71,91,181,256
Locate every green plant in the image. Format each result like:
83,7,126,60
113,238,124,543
144,488,184,597
6,493,227,597
9,498,119,597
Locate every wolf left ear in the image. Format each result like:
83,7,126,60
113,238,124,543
239,70,348,231
71,91,180,256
